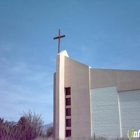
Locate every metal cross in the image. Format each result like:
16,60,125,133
53,29,65,53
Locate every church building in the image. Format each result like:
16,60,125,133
53,50,140,139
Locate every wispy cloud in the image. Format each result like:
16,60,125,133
0,82,53,123
25,72,49,81
0,57,7,62
11,62,31,74
0,42,14,51
0,78,7,87
0,59,53,124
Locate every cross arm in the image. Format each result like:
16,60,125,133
53,35,65,40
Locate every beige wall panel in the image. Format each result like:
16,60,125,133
90,69,140,92
117,70,140,91
65,57,91,138
55,56,61,138
90,69,117,89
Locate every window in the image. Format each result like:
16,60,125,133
66,130,71,137
65,87,71,138
66,119,71,127
66,108,71,116
66,98,71,106
65,87,71,95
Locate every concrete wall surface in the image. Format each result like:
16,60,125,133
90,86,120,139
54,50,69,139
64,57,91,138
90,69,140,92
119,90,140,137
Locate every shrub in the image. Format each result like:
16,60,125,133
47,126,53,137
17,110,44,140
0,110,44,140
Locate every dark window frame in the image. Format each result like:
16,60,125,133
66,119,71,127
66,130,71,137
66,108,71,116
66,98,71,106
65,87,71,95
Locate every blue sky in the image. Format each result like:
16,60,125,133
0,0,140,124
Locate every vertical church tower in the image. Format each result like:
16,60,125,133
53,50,92,139
53,51,69,139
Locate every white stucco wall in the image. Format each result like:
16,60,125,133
54,50,69,139
90,86,120,139
119,90,140,138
